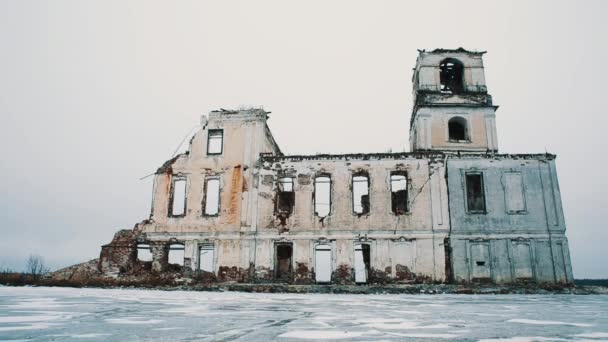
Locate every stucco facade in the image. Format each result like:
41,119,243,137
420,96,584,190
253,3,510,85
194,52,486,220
99,48,573,285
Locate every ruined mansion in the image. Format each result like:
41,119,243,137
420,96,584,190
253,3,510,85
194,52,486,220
99,48,573,285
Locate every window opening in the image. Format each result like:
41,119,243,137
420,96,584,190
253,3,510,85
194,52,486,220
440,58,464,93
448,117,468,141
354,244,371,283
275,244,293,281
352,175,370,215
276,177,295,215
168,244,185,266
136,244,152,262
199,244,215,273
466,173,486,213
314,244,332,283
390,173,408,215
170,178,187,216
207,129,223,155
204,178,220,216
314,176,331,218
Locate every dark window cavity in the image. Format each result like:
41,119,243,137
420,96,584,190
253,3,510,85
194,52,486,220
170,177,187,217
352,175,370,215
207,129,223,155
448,116,468,141
275,243,293,281
440,58,464,93
203,178,220,216
136,244,152,262
466,173,486,213
276,177,295,215
168,244,185,266
314,176,331,218
390,172,408,215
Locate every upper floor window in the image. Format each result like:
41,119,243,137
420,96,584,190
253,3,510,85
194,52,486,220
207,129,223,155
465,173,486,213
276,177,295,215
352,174,370,215
440,58,464,94
169,177,187,217
390,172,408,215
448,116,468,141
203,178,220,216
314,176,331,218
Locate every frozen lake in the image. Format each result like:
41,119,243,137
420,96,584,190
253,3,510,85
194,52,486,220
0,287,607,341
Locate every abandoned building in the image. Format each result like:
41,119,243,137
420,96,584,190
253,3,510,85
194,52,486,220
99,48,573,285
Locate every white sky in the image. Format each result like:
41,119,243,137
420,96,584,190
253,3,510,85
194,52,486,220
0,0,606,278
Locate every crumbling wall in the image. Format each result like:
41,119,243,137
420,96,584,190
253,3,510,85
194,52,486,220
99,229,138,274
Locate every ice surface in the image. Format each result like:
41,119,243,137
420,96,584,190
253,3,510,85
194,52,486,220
0,287,606,341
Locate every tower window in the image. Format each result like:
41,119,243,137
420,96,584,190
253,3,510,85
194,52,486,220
440,58,464,94
448,117,468,141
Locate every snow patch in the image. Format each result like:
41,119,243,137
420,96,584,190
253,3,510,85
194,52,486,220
573,332,608,338
278,330,364,339
104,317,163,324
508,319,594,327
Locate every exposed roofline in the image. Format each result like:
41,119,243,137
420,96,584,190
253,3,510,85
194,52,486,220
418,47,487,55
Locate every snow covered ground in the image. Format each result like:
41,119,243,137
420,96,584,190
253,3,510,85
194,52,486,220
0,286,606,341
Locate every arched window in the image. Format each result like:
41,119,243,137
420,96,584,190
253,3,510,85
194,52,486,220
440,58,464,93
448,117,468,141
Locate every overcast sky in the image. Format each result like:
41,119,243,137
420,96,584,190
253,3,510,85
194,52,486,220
1,0,606,278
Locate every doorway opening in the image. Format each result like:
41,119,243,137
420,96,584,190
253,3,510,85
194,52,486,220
275,243,293,281
315,244,332,283
354,243,371,284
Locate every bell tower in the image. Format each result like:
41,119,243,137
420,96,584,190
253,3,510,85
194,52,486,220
409,48,499,152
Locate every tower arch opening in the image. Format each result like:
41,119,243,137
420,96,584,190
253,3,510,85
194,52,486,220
440,58,464,93
448,116,468,141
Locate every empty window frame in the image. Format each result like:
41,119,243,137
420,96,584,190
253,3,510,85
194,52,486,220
465,173,486,213
276,177,295,215
390,172,408,215
203,178,220,216
439,58,464,93
199,244,215,273
207,129,223,155
314,244,332,283
168,243,185,266
314,176,331,217
448,117,468,141
352,175,370,215
170,177,187,217
136,244,153,262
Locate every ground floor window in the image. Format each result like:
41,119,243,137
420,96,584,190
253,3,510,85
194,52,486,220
199,244,215,273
